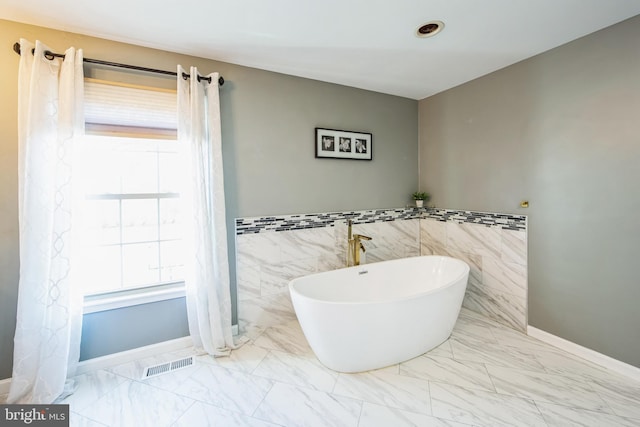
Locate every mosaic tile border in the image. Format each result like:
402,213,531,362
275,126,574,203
424,208,526,231
235,208,526,235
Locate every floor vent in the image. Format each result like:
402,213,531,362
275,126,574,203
142,356,194,379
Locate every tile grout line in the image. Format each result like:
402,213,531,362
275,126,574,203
531,400,553,427
426,379,434,418
581,377,627,419
354,396,365,427
169,399,198,427
60,369,126,413
248,378,278,422
482,362,499,394
451,367,621,418
62,310,640,426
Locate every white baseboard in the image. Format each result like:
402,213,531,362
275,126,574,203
527,325,640,382
76,336,193,375
76,324,239,375
1,336,194,395
1,325,241,395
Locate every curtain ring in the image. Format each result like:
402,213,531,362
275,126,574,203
44,51,56,61
196,75,212,84
181,72,189,80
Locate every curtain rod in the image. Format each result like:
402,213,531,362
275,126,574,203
12,42,224,86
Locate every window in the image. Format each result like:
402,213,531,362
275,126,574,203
79,135,184,295
78,78,184,304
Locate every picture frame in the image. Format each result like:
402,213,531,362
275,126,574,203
315,127,372,160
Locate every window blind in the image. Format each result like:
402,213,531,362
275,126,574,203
84,78,177,139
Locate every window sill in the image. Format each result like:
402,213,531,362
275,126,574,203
83,282,186,314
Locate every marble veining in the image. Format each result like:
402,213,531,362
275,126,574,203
451,315,500,345
430,382,548,427
173,402,280,427
419,217,528,332
358,402,475,427
173,363,274,415
76,380,194,427
237,291,297,338
352,219,421,263
486,323,560,355
253,382,362,427
535,401,640,427
56,370,126,411
462,282,527,331
399,355,495,393
236,207,528,336
586,377,640,419
56,308,639,427
259,258,317,296
252,349,339,392
251,320,313,355
449,336,546,373
501,228,528,264
198,343,269,374
531,347,629,383
486,364,612,412
333,370,432,414
427,340,455,359
446,222,502,259
236,218,424,335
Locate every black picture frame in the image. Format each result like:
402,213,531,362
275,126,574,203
315,128,372,160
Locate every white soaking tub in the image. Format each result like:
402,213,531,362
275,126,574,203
289,255,469,372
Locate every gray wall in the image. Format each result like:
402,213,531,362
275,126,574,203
419,15,640,367
0,20,418,378
79,298,189,360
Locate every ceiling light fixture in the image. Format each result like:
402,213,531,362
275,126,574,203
416,21,444,38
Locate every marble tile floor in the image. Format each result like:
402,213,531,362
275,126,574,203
3,308,639,427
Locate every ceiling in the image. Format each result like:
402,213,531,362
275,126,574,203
2,0,640,99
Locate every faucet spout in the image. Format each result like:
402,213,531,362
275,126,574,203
346,220,372,266
353,233,372,241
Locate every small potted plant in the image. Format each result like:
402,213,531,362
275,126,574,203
412,191,430,208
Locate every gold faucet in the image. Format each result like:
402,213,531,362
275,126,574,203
347,220,372,266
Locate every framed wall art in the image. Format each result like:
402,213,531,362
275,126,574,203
315,127,372,160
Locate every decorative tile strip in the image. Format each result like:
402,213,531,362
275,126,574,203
236,207,525,235
235,208,420,235
423,208,527,231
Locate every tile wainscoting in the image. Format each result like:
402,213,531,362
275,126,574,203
420,217,528,331
235,208,527,337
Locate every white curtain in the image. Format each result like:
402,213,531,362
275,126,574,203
177,66,242,356
9,40,84,404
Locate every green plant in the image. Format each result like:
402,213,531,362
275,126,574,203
412,191,430,201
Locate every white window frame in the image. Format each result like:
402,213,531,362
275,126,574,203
81,78,185,313
83,281,186,314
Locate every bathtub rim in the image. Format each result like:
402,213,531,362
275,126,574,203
288,255,470,307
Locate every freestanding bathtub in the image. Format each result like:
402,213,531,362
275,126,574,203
289,255,470,372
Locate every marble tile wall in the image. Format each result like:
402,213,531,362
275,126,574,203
236,212,421,337
235,208,527,336
420,217,528,331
